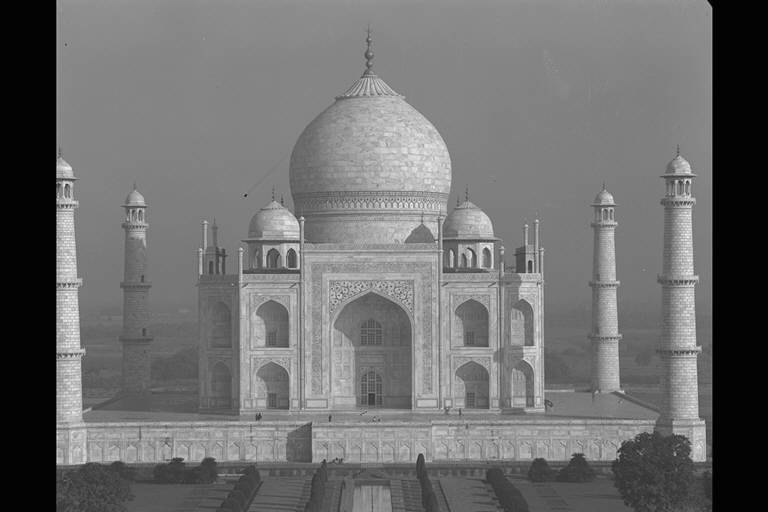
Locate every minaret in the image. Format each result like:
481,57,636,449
656,149,706,459
588,184,622,392
120,184,153,394
57,151,85,423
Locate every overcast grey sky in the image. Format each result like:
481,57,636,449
57,0,711,319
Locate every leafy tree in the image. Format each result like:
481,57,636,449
612,431,696,512
557,453,595,482
56,463,134,512
528,458,555,482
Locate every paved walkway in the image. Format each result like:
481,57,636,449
438,478,502,512
509,476,632,512
248,477,310,511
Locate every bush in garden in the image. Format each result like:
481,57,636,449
56,463,134,512
198,457,219,484
557,453,595,483
527,458,555,482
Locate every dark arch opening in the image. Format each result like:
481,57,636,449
256,300,289,347
333,292,412,409
455,361,489,409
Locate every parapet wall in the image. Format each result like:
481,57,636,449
56,417,680,466
312,418,657,463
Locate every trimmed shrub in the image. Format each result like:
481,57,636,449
221,496,242,512
487,468,529,512
57,463,134,512
527,458,555,482
109,461,136,482
198,457,219,484
304,462,328,512
557,453,595,483
416,453,426,480
227,489,248,510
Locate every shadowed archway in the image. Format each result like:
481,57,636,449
332,292,412,409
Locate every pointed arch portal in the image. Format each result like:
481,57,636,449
332,292,412,409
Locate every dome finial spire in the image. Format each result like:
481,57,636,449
58,146,63,158
364,24,374,75
602,181,606,191
465,185,470,202
676,144,680,157
271,185,275,201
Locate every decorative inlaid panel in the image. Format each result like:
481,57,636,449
329,280,414,316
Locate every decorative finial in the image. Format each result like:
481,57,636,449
58,146,63,158
676,144,680,157
280,194,285,206
133,181,138,191
271,185,275,201
465,185,469,202
364,24,374,74
602,181,606,191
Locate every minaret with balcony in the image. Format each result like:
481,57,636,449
120,185,153,393
588,184,622,392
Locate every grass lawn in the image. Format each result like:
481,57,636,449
125,483,200,512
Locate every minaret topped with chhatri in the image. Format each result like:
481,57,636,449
120,184,153,394
57,149,86,423
655,147,706,461
588,184,622,392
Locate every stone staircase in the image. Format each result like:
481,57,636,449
248,477,311,511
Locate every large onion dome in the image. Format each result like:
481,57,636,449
288,30,452,243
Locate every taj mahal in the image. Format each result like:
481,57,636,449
56,32,707,466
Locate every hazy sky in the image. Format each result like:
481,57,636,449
57,0,711,318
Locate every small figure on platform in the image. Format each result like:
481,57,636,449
458,408,462,417
328,414,332,423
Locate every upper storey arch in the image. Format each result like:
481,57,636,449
454,299,489,347
510,299,535,346
254,300,289,348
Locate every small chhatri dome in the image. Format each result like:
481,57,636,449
593,183,615,206
56,152,74,179
248,200,300,239
124,185,146,206
443,200,495,239
665,147,693,175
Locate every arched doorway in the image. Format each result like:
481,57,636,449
455,362,489,409
511,360,534,407
332,292,412,409
455,299,489,347
360,370,383,407
255,362,289,409
255,300,289,347
210,362,232,409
